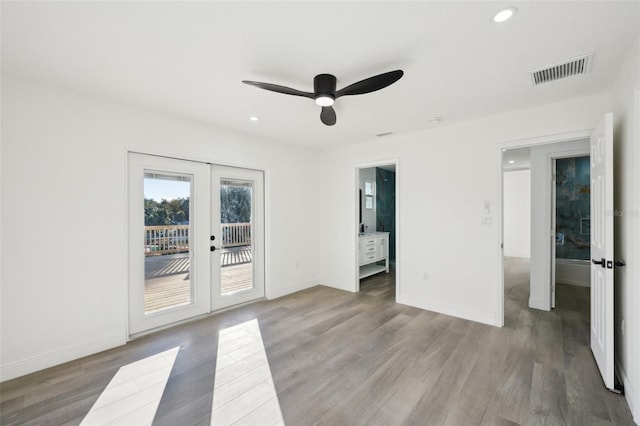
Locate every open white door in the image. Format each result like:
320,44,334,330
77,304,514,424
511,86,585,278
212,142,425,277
590,112,614,390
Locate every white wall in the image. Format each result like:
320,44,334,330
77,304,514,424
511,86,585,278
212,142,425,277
529,139,589,311
503,170,530,258
318,91,612,326
358,168,376,232
610,33,640,423
0,75,320,380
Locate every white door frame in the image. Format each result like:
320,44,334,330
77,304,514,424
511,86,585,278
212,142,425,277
354,159,400,297
551,158,557,309
497,129,591,326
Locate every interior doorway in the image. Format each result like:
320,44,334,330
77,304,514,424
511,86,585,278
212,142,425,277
355,162,398,295
499,115,618,392
502,141,589,319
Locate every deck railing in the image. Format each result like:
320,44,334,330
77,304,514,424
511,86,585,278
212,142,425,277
221,223,251,248
145,225,190,256
144,223,251,256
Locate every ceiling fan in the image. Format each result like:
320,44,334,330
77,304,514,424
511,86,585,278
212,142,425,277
242,70,404,126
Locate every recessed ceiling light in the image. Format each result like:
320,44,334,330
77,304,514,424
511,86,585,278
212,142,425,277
508,160,515,164
493,7,517,23
249,116,259,121
430,117,443,126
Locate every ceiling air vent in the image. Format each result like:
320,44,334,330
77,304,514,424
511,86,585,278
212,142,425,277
530,53,594,86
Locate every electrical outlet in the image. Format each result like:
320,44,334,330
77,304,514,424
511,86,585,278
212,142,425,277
621,318,625,335
423,272,429,280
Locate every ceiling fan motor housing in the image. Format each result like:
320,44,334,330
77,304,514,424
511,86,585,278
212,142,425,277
314,74,337,97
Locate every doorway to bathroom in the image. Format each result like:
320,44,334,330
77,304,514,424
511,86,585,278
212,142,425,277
355,161,398,296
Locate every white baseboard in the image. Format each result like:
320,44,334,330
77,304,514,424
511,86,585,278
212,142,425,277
396,296,497,327
615,359,637,424
0,333,125,382
267,279,317,300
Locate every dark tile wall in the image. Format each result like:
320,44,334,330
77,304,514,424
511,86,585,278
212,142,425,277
376,168,396,260
555,156,590,260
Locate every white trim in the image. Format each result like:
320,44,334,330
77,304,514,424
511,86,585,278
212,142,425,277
0,333,125,382
263,167,272,314
497,129,591,149
496,147,505,326
632,88,640,424
124,147,131,339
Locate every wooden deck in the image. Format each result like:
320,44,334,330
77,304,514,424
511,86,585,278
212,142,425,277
144,251,253,313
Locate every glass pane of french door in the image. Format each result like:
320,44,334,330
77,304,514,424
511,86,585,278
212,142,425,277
143,172,192,313
220,179,254,295
211,166,264,310
128,153,210,335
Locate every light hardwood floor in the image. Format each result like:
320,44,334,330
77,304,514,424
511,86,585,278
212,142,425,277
0,258,634,425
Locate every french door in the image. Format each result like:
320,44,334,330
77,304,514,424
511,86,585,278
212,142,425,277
211,166,264,310
128,153,264,335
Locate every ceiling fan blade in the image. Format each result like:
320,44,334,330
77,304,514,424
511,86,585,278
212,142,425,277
320,106,336,126
242,80,314,99
334,70,404,98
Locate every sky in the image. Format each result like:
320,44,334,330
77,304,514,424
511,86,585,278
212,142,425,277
144,178,190,202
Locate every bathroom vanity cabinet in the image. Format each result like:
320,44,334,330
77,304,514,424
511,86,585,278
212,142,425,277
358,232,389,279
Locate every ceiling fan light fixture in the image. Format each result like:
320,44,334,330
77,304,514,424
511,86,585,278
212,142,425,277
315,95,335,107
493,7,517,23
242,69,403,126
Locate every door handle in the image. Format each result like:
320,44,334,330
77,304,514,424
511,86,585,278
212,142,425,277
615,260,626,268
210,246,217,252
592,258,605,268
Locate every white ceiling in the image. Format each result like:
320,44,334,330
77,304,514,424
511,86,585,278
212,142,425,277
2,1,638,149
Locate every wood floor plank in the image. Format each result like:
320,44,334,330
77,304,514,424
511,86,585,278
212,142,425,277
0,259,635,426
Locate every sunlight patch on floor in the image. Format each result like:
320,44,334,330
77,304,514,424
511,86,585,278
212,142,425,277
211,319,284,426
80,346,180,426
